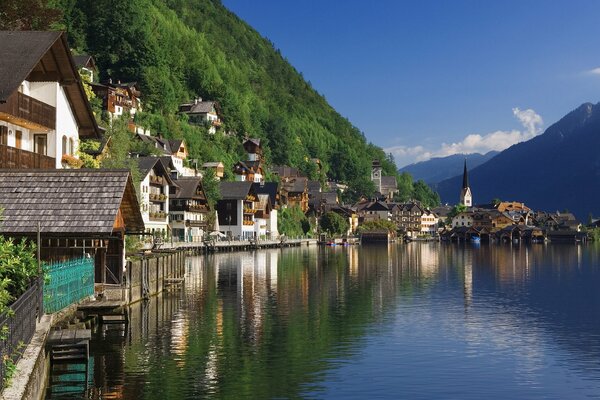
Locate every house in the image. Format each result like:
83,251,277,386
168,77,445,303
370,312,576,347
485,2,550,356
360,201,391,223
0,169,144,286
253,182,280,239
134,132,193,176
452,211,474,228
137,157,177,237
178,98,222,134
0,31,101,169
89,79,141,119
420,209,439,235
72,54,97,83
203,161,225,179
280,177,309,212
371,160,398,200
169,177,210,242
272,165,301,179
392,202,424,237
234,138,265,183
216,181,258,240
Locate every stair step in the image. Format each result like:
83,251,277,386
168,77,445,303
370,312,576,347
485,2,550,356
52,355,88,362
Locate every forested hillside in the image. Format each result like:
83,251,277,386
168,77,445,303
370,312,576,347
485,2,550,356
2,0,439,204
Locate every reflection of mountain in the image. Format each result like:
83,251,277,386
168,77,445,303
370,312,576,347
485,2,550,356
74,244,600,399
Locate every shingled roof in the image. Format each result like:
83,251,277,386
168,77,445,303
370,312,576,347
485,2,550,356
0,31,100,138
219,181,253,200
0,169,144,235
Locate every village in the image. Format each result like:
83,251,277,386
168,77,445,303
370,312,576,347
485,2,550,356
0,30,596,398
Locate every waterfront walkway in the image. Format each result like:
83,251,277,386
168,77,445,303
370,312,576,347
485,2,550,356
155,238,318,252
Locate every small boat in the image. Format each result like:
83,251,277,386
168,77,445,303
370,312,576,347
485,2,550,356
471,236,481,243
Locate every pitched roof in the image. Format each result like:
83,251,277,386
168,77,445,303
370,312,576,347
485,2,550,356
252,182,278,205
135,157,177,187
72,55,96,70
172,177,206,200
219,181,253,200
381,176,397,190
179,100,218,114
282,177,307,193
0,169,143,235
0,31,100,138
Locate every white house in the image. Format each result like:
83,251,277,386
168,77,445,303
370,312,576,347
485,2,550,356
452,211,474,229
137,157,177,238
216,181,258,240
420,210,439,235
0,31,101,169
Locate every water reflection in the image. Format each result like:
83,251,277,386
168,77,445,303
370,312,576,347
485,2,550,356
47,243,600,399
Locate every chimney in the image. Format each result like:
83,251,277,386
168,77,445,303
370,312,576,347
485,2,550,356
194,98,198,105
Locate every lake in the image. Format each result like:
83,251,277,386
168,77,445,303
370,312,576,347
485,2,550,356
47,243,600,399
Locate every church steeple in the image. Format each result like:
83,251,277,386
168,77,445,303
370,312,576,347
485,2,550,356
460,159,473,207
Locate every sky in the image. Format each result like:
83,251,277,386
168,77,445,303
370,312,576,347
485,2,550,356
222,0,600,168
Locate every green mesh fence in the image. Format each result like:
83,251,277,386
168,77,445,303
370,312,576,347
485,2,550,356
44,257,95,313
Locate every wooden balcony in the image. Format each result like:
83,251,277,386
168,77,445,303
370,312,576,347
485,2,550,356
0,92,56,131
0,144,55,169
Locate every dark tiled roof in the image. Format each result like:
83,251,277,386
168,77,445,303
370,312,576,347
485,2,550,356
172,177,204,200
0,169,143,235
136,157,176,187
282,177,307,193
307,180,321,193
219,181,253,200
271,165,301,178
252,182,278,205
381,176,397,190
72,55,95,69
179,100,217,114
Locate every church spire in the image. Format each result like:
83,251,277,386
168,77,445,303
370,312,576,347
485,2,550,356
462,159,469,189
460,159,472,207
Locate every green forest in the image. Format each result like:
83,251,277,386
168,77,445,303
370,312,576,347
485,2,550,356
1,0,439,206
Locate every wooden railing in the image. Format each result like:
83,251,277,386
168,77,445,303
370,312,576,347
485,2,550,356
0,143,55,169
0,91,56,130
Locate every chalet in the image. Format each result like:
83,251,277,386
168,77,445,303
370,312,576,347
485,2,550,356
253,182,280,239
203,161,225,179
72,54,97,82
178,98,222,134
216,181,258,240
451,211,474,228
134,132,192,176
169,177,210,242
89,80,141,120
371,160,398,200
0,31,101,169
137,157,177,237
0,169,143,286
234,138,265,182
272,165,301,179
280,177,310,213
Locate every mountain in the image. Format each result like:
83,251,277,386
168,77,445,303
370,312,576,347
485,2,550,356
399,152,498,185
51,0,410,196
436,102,600,219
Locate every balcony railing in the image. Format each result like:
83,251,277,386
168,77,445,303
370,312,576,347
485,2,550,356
0,143,55,169
0,91,56,130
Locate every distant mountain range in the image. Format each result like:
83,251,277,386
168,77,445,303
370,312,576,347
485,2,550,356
399,152,498,184
435,102,600,219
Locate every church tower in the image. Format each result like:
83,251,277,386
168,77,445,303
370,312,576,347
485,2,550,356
460,160,473,207
371,160,382,193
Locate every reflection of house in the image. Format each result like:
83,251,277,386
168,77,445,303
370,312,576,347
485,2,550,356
0,31,101,169
0,170,144,285
178,98,222,134
169,177,210,242
137,157,177,236
217,181,258,240
89,80,141,119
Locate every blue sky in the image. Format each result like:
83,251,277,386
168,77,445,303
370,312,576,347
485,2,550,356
222,0,600,167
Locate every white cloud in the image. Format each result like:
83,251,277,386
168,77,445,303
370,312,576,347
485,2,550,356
386,108,544,168
588,67,600,75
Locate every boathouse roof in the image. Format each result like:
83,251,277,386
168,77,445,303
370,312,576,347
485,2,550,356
0,169,144,236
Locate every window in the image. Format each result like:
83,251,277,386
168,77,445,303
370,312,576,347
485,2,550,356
69,138,74,155
0,126,7,145
62,136,67,156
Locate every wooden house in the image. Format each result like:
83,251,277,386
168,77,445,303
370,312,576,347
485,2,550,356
0,169,144,286
203,161,225,179
169,177,210,242
89,80,141,119
134,132,191,176
280,177,309,213
0,31,101,169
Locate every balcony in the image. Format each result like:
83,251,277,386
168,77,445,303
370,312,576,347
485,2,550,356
186,220,207,228
0,144,55,169
149,175,164,185
149,193,166,202
0,92,56,131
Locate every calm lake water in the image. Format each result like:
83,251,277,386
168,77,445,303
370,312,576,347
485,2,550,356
47,243,600,399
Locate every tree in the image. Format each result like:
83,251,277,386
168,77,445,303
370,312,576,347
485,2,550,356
278,206,310,237
201,168,221,209
0,0,62,30
319,212,349,236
